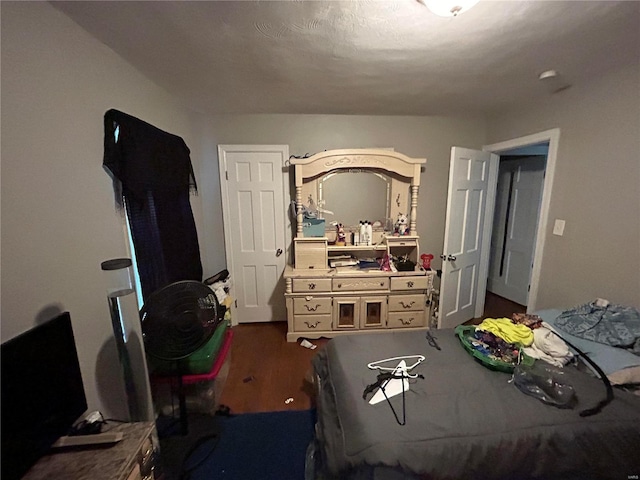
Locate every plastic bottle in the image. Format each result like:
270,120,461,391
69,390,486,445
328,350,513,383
362,220,368,246
359,221,366,246
366,220,373,246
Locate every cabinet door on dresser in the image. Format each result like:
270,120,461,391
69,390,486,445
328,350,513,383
333,296,388,330
333,297,360,330
360,296,388,329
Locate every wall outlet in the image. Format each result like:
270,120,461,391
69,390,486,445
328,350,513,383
553,219,566,236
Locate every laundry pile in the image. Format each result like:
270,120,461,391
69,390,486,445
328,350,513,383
462,314,574,370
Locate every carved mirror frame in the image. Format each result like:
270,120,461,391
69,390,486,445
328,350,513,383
291,149,426,238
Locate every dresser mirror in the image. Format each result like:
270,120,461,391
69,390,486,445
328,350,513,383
318,169,391,228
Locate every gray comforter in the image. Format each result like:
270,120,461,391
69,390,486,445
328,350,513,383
312,330,640,480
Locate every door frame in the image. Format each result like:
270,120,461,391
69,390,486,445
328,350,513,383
218,144,291,325
477,128,560,316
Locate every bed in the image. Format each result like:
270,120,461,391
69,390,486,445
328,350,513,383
310,325,640,480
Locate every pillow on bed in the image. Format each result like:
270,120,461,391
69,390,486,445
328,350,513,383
608,366,640,385
536,309,640,382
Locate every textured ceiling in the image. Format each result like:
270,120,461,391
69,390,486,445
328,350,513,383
53,0,640,116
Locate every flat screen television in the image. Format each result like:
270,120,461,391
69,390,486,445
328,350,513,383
1,312,88,480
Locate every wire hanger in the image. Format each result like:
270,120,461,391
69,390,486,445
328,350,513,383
367,355,425,378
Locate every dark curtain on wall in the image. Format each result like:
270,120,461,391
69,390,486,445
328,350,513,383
103,109,203,301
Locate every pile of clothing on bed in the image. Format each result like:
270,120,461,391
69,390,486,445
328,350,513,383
472,313,574,368
475,299,640,394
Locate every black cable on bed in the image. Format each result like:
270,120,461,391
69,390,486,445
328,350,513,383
549,330,614,417
363,372,425,426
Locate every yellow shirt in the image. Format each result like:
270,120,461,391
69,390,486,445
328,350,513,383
477,318,534,346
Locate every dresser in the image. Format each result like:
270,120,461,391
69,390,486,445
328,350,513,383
284,149,433,342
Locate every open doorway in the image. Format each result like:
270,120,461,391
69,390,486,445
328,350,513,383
485,143,549,317
479,129,560,318
436,129,560,329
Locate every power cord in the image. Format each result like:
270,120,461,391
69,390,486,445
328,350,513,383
178,433,220,480
68,411,130,436
68,411,107,436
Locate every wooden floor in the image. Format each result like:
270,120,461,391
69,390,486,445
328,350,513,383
218,322,329,414
466,291,526,325
219,292,524,414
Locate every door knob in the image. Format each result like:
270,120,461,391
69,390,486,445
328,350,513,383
439,254,457,262
276,248,283,257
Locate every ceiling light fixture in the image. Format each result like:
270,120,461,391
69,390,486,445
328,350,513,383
538,70,558,81
539,69,572,94
420,0,480,17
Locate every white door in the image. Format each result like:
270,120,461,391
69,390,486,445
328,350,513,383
487,156,546,305
439,147,498,329
218,145,289,323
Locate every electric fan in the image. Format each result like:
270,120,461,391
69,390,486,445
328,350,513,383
140,280,222,434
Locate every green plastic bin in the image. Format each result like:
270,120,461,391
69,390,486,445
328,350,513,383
150,321,229,375
455,325,534,373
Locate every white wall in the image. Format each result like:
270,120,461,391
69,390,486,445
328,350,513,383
486,64,640,309
195,114,487,281
1,2,203,418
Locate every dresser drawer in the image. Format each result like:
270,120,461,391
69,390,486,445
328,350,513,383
390,275,430,291
387,311,426,328
332,277,389,292
388,294,425,312
292,278,332,293
293,296,332,315
294,314,332,332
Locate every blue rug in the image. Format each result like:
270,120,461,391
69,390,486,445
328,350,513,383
163,409,316,480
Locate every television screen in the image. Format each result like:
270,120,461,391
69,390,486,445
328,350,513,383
1,312,88,480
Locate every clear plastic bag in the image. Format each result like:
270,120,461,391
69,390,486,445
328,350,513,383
513,362,576,409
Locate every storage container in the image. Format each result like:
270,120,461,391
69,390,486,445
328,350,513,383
455,325,534,373
302,218,326,237
149,321,229,375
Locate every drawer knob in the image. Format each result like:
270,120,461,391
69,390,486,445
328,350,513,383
407,281,414,288
380,282,385,287
400,301,415,309
308,283,316,290
337,283,342,288
400,317,414,325
304,304,321,312
304,321,320,328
